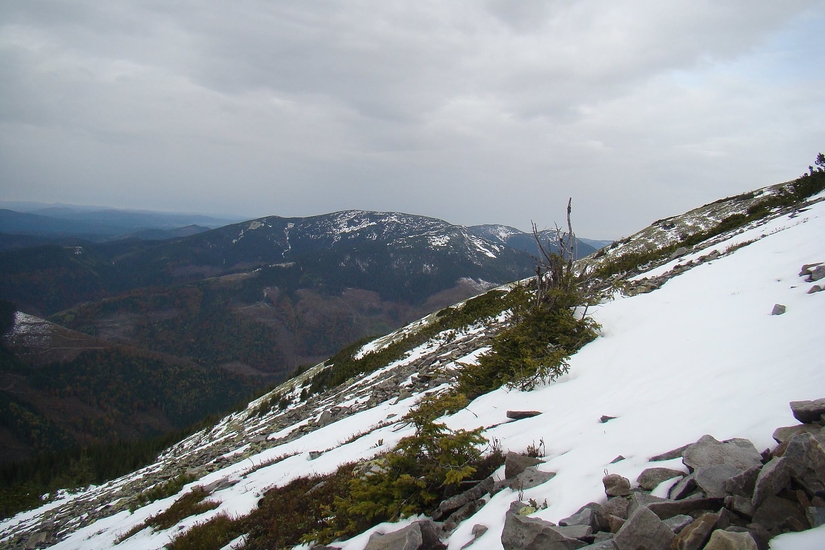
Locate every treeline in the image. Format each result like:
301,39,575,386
28,347,254,431
0,413,224,520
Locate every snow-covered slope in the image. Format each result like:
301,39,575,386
3,192,825,550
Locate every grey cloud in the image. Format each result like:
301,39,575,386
1,1,823,238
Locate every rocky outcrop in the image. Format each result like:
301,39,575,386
493,399,825,550
364,520,446,550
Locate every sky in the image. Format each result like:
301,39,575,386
1,1,824,238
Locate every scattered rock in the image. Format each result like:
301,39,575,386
694,463,743,498
602,474,631,497
460,525,489,549
682,435,763,472
506,410,542,420
363,520,446,550
650,444,690,462
751,457,790,508
613,506,673,550
671,512,719,550
434,477,494,520
599,415,617,424
647,497,723,520
799,263,822,277
724,495,755,518
703,529,758,550
637,467,686,491
790,398,825,424
609,455,625,464
771,304,786,315
501,512,586,550
781,432,825,495
511,467,556,490
751,495,809,536
772,424,822,444
809,265,825,282
663,514,694,534
723,466,760,498
504,452,544,480
559,504,600,531
669,473,698,500
808,285,823,294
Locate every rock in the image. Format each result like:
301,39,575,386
595,497,630,531
724,495,755,518
505,452,544,480
560,504,600,531
770,304,786,315
694,463,744,498
460,525,488,550
443,499,485,532
602,474,631,497
647,497,723,520
599,415,617,423
790,398,825,424
637,467,686,491
511,467,556,490
318,409,334,426
782,432,825,495
808,285,823,294
799,263,822,277
703,530,758,550
582,540,616,550
363,520,446,550
501,512,587,550
810,265,825,282
751,495,809,536
669,473,698,500
609,455,625,464
723,466,760,498
682,435,763,472
807,506,825,528
650,444,689,462
670,247,689,260
613,506,674,550
434,477,494,520
751,457,790,507
671,512,718,550
626,493,667,516
772,424,822,444
506,410,542,420
663,514,694,534
607,515,625,534
554,524,593,541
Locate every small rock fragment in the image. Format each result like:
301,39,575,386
506,410,542,420
771,304,786,315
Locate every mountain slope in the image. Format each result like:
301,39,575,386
3,179,824,548
468,224,598,258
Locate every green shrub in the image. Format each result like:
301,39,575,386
305,396,487,544
458,281,598,398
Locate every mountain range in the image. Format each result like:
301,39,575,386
2,170,823,549
0,208,600,470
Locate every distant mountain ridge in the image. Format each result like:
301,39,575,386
467,223,599,258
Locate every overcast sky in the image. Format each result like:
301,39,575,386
1,1,823,237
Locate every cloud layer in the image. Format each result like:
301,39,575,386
1,1,823,236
